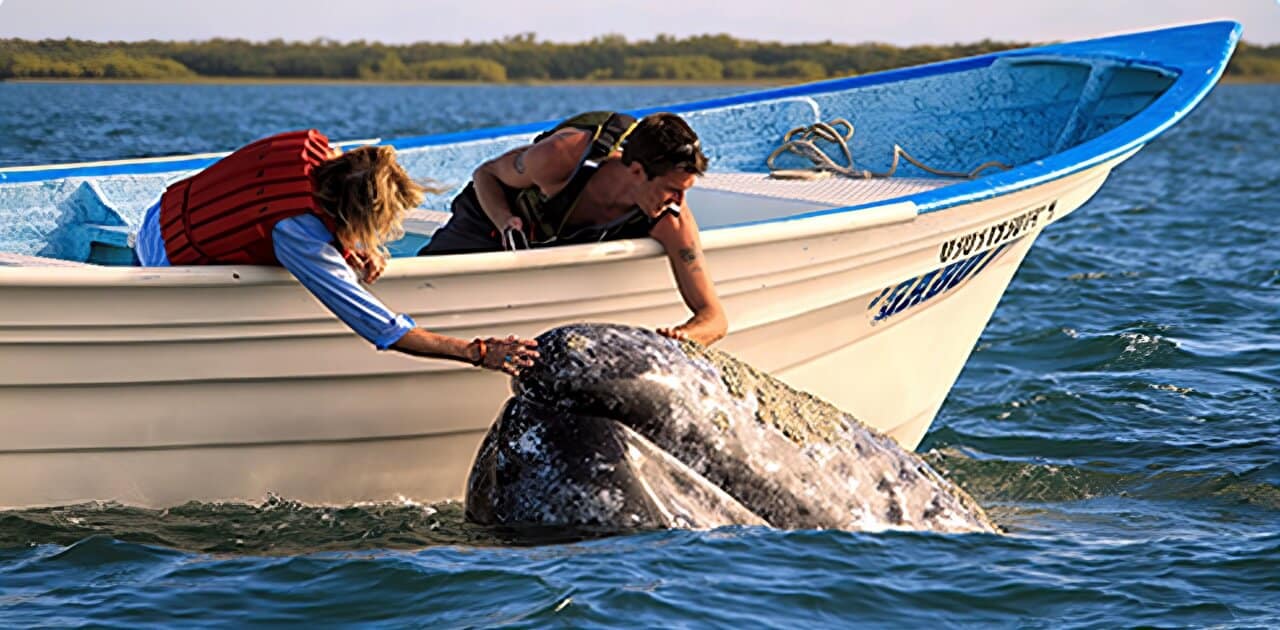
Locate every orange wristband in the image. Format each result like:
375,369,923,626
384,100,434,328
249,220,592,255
470,337,487,366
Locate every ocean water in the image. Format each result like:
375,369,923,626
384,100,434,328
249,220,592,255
1,82,1278,627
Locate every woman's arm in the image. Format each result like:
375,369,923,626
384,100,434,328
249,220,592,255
273,215,538,373
648,206,728,346
391,330,537,375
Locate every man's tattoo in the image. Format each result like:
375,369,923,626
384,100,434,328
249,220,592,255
678,248,698,264
513,150,526,174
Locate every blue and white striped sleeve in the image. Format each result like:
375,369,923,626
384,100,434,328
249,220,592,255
272,214,415,350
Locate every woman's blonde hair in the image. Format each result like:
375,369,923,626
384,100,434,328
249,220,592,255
312,145,436,264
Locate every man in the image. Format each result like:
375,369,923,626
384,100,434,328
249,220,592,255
422,111,728,346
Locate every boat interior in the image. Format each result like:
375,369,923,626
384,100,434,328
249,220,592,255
0,46,1181,267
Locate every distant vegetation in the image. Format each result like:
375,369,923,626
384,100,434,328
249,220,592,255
1226,41,1280,80
1,34,1276,82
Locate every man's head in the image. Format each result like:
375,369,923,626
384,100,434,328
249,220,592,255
312,145,427,262
622,113,708,179
620,113,708,217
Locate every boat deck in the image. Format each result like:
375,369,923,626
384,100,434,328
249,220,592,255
404,173,951,239
698,173,951,207
0,174,954,267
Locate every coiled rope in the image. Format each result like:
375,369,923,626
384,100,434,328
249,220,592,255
766,118,1011,180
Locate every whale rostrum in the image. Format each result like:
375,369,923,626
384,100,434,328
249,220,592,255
465,324,997,534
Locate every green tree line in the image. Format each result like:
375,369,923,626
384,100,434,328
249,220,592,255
1,34,1277,81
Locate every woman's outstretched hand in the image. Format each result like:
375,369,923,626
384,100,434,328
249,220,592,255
472,335,540,376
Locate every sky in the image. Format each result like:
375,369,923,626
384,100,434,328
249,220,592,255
0,0,1276,45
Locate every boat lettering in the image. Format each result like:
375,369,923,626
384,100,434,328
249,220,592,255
939,200,1057,264
868,243,1010,324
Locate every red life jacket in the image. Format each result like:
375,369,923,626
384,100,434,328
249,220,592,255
160,129,338,265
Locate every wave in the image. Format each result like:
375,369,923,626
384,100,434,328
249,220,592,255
923,448,1280,509
0,496,488,554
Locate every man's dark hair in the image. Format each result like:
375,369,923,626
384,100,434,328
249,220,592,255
621,112,708,179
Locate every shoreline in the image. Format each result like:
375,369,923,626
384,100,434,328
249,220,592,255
1219,76,1280,84
2,77,787,87
5,76,1275,86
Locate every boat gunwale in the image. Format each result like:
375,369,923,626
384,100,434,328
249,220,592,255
0,153,1117,294
0,200,918,286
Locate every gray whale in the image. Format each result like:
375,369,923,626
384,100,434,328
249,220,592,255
465,324,996,534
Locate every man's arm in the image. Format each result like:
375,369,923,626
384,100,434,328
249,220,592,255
471,130,589,233
649,205,728,346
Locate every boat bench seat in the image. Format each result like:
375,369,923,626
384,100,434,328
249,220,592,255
403,209,451,233
389,209,452,257
83,223,133,247
78,222,136,265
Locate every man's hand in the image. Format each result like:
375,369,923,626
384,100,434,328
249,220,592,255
656,326,691,342
501,216,527,251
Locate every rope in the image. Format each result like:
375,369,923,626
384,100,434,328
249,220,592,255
766,118,1011,180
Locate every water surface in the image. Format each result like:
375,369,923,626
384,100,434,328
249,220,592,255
1,82,1277,627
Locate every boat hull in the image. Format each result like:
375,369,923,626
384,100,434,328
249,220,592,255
0,157,1116,508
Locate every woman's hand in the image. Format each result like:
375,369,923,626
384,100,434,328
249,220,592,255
360,256,386,284
346,250,387,284
472,335,540,376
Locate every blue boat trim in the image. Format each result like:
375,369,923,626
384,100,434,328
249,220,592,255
0,22,1242,227
0,156,221,184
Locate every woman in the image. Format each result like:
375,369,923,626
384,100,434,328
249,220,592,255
135,129,538,374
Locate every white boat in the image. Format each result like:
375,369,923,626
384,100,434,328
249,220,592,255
0,22,1239,509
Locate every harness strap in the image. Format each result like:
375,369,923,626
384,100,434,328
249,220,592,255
540,112,638,241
